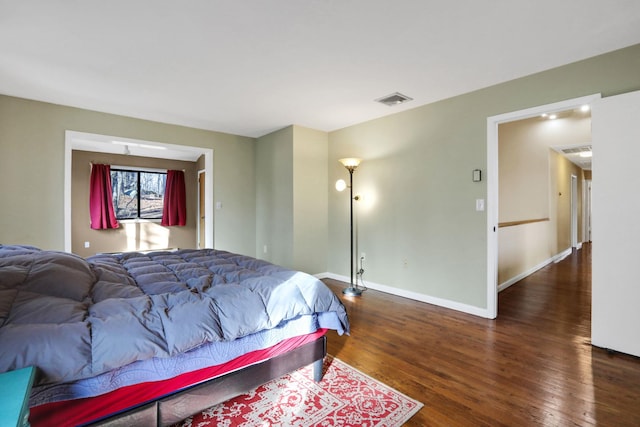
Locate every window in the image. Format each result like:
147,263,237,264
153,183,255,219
111,169,167,220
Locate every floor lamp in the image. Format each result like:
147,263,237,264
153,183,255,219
337,158,362,297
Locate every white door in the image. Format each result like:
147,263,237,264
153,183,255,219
591,90,640,357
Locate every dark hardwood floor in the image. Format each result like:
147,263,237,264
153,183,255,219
323,243,640,426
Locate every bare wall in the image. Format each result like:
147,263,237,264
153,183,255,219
255,125,329,274
255,126,294,268
293,125,328,275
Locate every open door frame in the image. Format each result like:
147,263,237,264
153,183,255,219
64,131,214,252
485,93,601,319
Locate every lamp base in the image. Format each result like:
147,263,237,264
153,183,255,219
342,286,363,297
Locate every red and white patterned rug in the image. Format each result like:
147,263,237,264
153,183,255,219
174,355,423,427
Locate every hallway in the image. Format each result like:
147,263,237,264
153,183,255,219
499,243,592,338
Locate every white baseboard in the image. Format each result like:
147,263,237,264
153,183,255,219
316,244,585,319
316,272,492,318
498,247,573,292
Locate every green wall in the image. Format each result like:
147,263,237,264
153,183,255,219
328,43,640,310
255,125,329,274
293,126,328,274
0,96,256,256
256,126,294,267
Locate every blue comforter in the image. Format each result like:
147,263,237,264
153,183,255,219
0,245,349,386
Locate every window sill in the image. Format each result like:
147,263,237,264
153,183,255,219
118,219,162,224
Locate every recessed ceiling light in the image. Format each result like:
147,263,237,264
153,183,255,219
549,114,557,120
580,104,590,112
375,92,413,107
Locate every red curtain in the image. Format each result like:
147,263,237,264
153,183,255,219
89,164,119,230
162,170,187,226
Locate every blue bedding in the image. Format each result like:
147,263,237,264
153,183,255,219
29,314,333,406
0,245,349,388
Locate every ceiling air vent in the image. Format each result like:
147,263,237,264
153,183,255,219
375,92,413,107
561,145,592,154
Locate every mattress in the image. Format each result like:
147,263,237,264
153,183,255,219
29,330,328,427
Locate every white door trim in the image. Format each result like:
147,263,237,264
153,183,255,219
571,174,578,248
584,179,592,242
197,169,205,249
486,93,601,319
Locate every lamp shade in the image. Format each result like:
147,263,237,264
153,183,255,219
335,179,347,191
339,158,361,169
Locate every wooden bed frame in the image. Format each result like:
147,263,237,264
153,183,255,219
84,335,327,427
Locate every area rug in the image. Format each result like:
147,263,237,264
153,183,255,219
174,355,423,427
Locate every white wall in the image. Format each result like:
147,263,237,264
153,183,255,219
591,90,640,357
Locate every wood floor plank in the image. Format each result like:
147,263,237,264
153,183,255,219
323,244,640,426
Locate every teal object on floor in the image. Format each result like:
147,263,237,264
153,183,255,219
0,366,36,427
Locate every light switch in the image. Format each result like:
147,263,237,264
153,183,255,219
215,202,222,210
476,199,485,211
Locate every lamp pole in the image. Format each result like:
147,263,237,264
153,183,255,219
342,164,362,296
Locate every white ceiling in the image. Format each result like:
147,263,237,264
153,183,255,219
1,1,640,138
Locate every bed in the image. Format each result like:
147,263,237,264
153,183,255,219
0,245,349,426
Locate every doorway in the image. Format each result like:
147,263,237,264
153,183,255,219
64,131,215,251
486,94,601,319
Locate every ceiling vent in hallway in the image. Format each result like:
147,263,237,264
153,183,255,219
553,144,592,171
561,145,592,154
375,92,413,106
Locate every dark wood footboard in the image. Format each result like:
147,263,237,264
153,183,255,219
85,335,327,427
